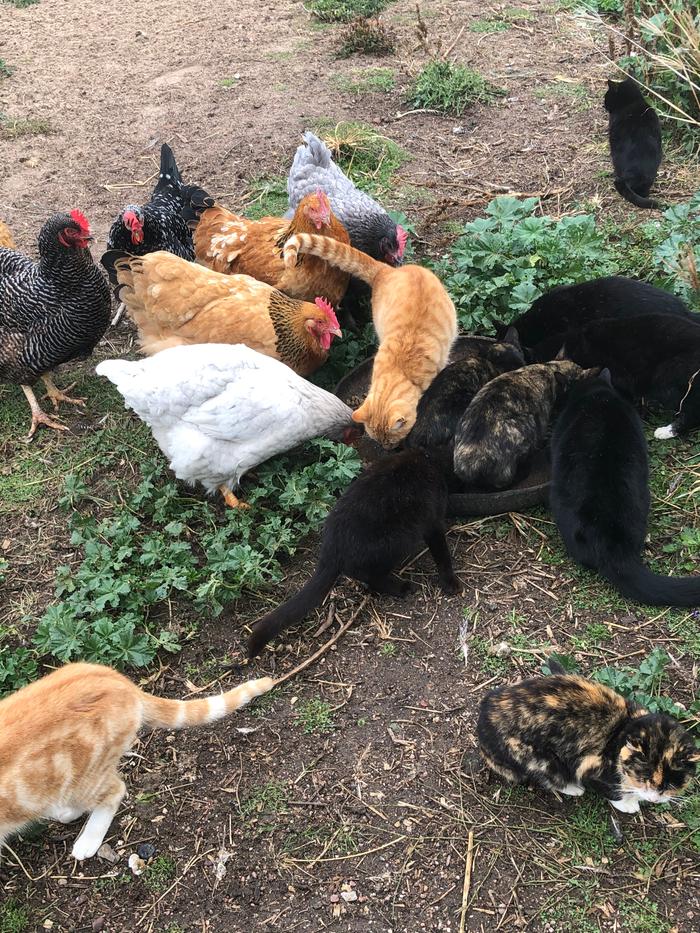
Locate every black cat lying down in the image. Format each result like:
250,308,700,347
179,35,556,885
501,277,695,362
453,361,588,489
563,313,700,438
551,370,700,606
248,449,460,655
406,328,525,450
477,660,698,813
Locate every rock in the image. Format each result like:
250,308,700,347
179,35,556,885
136,842,157,862
92,919,105,933
341,890,358,903
97,843,119,864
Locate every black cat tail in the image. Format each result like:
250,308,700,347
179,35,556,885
613,178,664,210
603,557,700,608
247,561,339,657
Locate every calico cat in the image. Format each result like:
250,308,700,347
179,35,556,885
248,449,460,656
406,329,525,450
550,370,700,605
283,233,457,448
501,277,695,363
563,313,700,438
453,361,587,489
477,660,698,812
0,663,273,860
605,77,663,210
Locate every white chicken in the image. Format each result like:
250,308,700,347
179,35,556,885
96,344,356,508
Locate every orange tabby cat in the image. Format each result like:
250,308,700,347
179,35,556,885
0,663,273,861
284,234,457,447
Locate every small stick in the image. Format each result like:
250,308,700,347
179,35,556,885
459,830,475,933
272,596,369,688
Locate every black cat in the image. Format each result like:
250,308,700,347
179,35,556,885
563,313,700,438
501,277,696,363
406,329,525,450
247,449,460,655
605,77,663,210
550,370,700,606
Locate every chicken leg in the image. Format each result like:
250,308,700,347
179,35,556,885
42,373,86,411
21,384,69,441
218,485,250,509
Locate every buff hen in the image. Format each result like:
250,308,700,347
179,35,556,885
0,221,16,250
100,250,342,376
190,189,351,309
97,343,356,507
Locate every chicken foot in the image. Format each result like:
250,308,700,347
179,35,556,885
21,385,69,441
41,373,86,411
218,485,250,510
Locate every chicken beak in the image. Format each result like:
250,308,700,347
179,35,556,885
330,327,342,338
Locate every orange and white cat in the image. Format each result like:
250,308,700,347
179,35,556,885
284,234,457,448
0,664,273,861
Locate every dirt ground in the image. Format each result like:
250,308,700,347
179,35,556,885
0,0,699,931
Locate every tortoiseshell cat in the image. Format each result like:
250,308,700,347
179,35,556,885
477,661,698,812
453,361,589,489
248,449,460,656
406,329,525,450
0,664,273,860
283,233,457,448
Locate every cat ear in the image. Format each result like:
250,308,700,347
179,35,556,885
351,407,366,424
391,417,407,432
555,345,568,361
503,327,522,351
598,367,612,384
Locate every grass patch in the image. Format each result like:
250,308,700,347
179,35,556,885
333,66,395,95
409,60,504,115
3,0,40,6
619,899,670,933
295,697,335,734
219,75,241,89
337,16,396,57
0,60,14,79
311,120,408,195
243,175,289,219
241,780,289,816
307,0,392,24
142,854,177,894
534,81,591,110
539,880,600,933
0,900,29,933
0,115,51,139
469,18,510,33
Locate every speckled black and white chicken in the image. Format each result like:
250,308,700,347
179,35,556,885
285,131,407,265
97,343,357,508
0,210,111,439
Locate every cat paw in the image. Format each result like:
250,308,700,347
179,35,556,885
654,424,676,440
559,783,585,797
440,575,461,596
71,833,104,861
48,806,83,824
609,796,640,814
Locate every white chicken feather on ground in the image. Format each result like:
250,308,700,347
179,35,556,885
96,344,355,508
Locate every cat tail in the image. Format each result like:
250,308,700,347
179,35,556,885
140,677,275,729
603,558,700,608
613,179,664,210
247,560,339,657
283,233,384,286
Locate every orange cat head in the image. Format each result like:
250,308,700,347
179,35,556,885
352,393,417,448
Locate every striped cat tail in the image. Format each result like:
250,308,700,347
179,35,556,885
140,677,275,729
283,233,384,286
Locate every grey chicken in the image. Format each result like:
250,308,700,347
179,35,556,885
285,131,407,265
0,210,111,439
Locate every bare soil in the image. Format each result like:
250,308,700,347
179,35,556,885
0,1,698,932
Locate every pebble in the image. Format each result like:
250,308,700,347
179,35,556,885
341,890,358,903
97,843,119,864
92,919,105,933
137,842,157,861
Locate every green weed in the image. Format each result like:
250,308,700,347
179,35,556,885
469,635,508,676
379,641,396,657
593,649,697,718
0,115,51,139
0,900,29,933
241,780,289,816
619,899,671,933
219,75,241,89
409,60,504,115
469,19,510,33
295,697,335,734
337,16,396,57
3,0,40,6
310,120,408,195
333,67,395,94
142,854,177,894
243,175,288,219
0,60,14,79
534,81,591,110
308,0,393,23
539,880,600,933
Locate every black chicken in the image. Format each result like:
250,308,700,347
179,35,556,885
0,210,111,439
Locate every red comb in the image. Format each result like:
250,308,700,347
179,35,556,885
315,296,339,329
316,188,330,208
70,209,90,235
396,225,408,257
